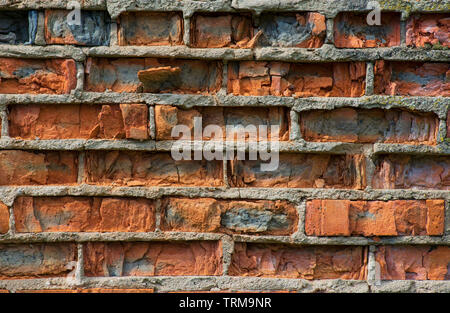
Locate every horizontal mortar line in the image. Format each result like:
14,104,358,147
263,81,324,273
0,94,448,116
0,45,449,62
0,186,449,204
0,232,448,245
0,139,449,155
0,276,449,293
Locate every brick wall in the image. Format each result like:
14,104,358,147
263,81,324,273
0,0,448,293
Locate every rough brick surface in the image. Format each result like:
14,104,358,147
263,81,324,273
9,103,148,140
230,243,367,279
45,10,110,46
84,151,223,187
228,61,365,97
374,61,450,96
14,197,156,232
155,105,289,141
229,154,365,189
406,14,449,48
334,12,400,48
0,244,77,279
300,108,438,144
119,12,183,46
160,198,297,235
0,202,9,234
376,246,450,280
0,150,78,185
0,11,30,44
372,155,450,190
85,58,222,93
0,58,77,94
306,200,445,236
84,241,222,276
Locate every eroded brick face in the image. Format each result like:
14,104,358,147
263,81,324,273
306,200,445,236
229,243,367,279
228,154,365,189
406,14,449,48
0,150,78,185
228,61,366,97
84,241,222,276
14,197,156,232
376,246,450,280
84,151,223,187
0,11,30,44
300,108,438,144
0,244,77,279
0,58,77,94
0,202,9,234
160,198,298,235
118,12,183,46
155,105,289,141
9,103,148,140
374,61,450,96
334,12,401,48
85,58,222,93
372,155,450,190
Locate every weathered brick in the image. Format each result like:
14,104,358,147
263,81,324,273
372,155,450,190
84,241,222,276
0,58,77,94
160,198,297,235
85,58,222,93
447,110,450,138
259,12,326,48
334,12,400,48
17,288,154,293
155,105,289,141
14,196,156,232
300,108,438,144
374,61,450,96
0,202,9,234
229,243,367,279
0,150,78,185
118,12,183,46
376,246,450,280
229,154,365,189
9,103,148,140
0,10,31,44
0,243,77,279
84,151,223,187
306,199,445,236
406,14,449,48
228,61,365,97
45,10,110,46
191,13,252,48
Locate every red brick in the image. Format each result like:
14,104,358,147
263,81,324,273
16,288,154,293
118,12,183,46
85,57,222,94
372,155,450,190
0,243,77,279
228,61,365,97
447,110,450,138
300,108,438,144
191,13,253,48
334,12,400,48
160,198,297,235
376,246,450,280
406,14,449,48
229,243,367,279
0,58,77,94
9,103,148,140
228,154,366,189
0,150,78,185
155,105,289,141
306,199,445,236
84,151,223,187
14,196,156,233
374,61,450,96
44,10,110,46
84,241,222,276
0,202,9,234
